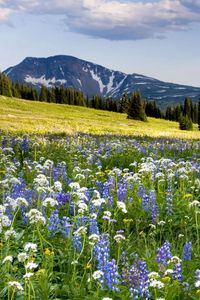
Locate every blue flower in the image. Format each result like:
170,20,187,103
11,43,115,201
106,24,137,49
183,242,192,261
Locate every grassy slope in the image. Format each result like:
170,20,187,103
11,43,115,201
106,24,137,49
0,96,200,139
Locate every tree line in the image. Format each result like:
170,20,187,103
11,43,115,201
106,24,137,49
0,72,200,130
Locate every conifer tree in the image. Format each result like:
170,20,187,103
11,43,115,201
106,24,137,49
39,85,48,102
0,73,12,97
198,101,200,130
127,91,147,121
179,114,193,130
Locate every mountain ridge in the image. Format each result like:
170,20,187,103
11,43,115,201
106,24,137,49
3,55,200,108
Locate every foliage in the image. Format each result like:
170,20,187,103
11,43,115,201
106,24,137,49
179,115,193,131
165,97,198,124
126,91,147,121
0,73,12,97
198,101,200,131
0,134,199,300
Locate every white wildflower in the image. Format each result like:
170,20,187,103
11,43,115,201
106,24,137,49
149,224,156,229
54,181,62,192
92,198,105,207
68,182,80,191
90,213,97,219
16,197,28,207
1,215,11,227
25,262,38,270
189,200,200,208
149,279,164,289
33,174,49,191
178,234,184,238
75,174,85,180
77,201,88,214
148,272,160,279
3,255,13,263
42,197,58,208
93,190,101,199
73,226,87,236
89,234,99,242
195,280,200,288
0,205,6,214
114,234,125,243
26,209,46,225
157,221,166,226
24,242,37,252
8,281,23,291
103,211,112,217
43,159,54,170
18,252,28,263
117,201,127,213
164,269,174,276
4,229,16,240
92,270,104,280
167,256,182,264
23,272,34,279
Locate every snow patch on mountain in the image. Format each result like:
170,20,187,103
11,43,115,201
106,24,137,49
25,75,67,87
90,69,106,93
59,66,65,77
77,79,82,87
106,72,115,93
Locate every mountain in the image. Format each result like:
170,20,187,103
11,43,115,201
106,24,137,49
3,55,200,108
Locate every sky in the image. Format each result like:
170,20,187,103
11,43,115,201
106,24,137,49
0,0,200,87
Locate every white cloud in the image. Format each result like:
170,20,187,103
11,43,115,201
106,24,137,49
0,0,200,40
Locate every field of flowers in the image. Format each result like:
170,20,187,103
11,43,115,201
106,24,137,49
0,134,200,299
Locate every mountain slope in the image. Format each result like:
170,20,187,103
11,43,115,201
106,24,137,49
4,55,200,108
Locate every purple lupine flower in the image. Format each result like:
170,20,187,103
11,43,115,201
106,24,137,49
156,240,172,266
138,260,150,298
93,234,110,270
166,181,173,215
73,236,82,252
129,260,150,299
48,210,61,235
121,251,130,285
103,259,120,292
142,193,149,212
62,217,72,237
2,136,8,148
183,242,192,261
56,192,71,206
117,181,127,202
89,218,99,235
138,184,146,198
149,190,158,223
21,137,29,152
173,263,182,281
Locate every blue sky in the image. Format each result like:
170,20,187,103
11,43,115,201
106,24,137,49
0,0,200,87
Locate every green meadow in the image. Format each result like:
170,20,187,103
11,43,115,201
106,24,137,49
1,95,200,139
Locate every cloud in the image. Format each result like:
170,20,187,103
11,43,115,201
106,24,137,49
181,0,200,12
0,0,200,40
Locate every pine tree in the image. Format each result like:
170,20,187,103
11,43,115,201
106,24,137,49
127,91,147,121
39,85,48,102
0,73,12,97
183,97,192,118
198,101,200,130
179,114,193,130
120,93,130,113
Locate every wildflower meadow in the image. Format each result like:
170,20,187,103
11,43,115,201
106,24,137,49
0,134,199,299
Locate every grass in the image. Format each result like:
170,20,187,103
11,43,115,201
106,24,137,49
1,96,200,139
